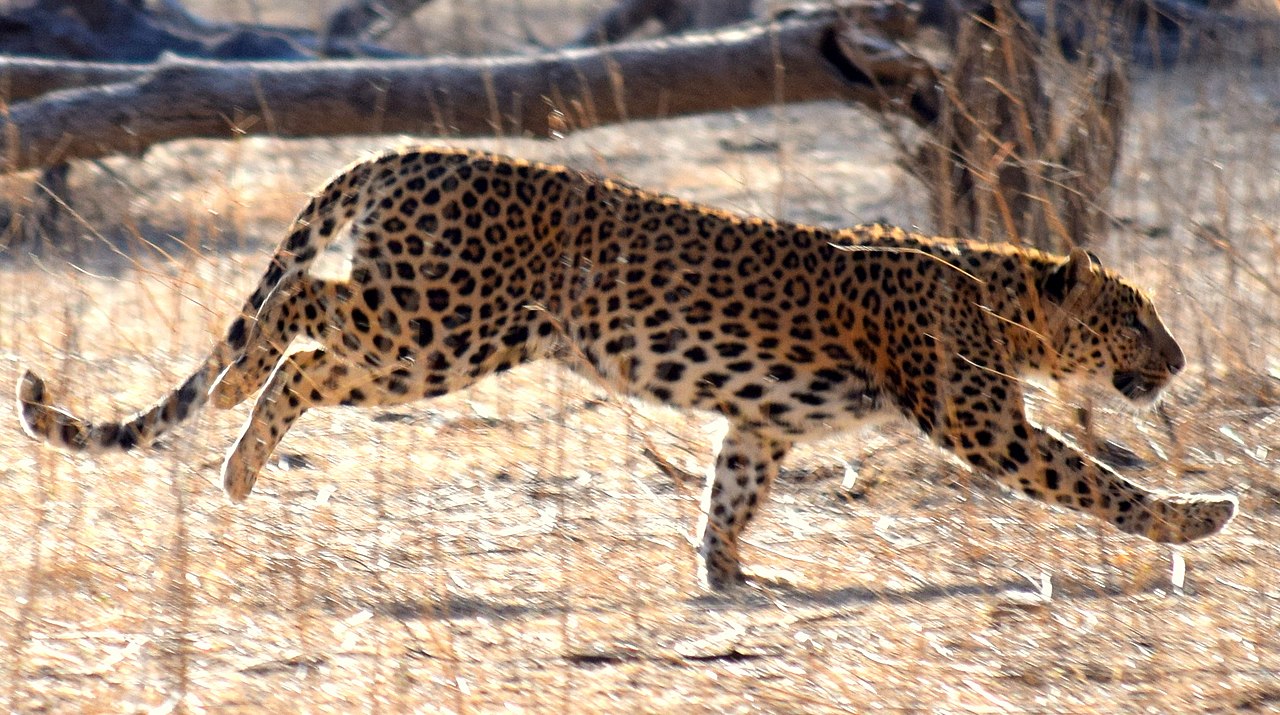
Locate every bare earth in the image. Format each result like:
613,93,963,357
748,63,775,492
1,6,1279,714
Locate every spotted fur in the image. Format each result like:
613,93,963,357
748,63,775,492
16,147,1237,589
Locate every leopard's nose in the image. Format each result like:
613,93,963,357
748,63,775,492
1167,343,1186,374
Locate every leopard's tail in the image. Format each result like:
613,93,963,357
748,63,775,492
16,363,221,452
14,151,389,453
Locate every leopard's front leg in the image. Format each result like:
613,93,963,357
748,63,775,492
697,425,791,590
1017,427,1237,543
935,367,1236,543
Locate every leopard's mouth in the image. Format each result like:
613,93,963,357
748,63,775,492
1112,370,1165,403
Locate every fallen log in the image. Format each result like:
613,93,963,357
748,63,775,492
0,4,940,174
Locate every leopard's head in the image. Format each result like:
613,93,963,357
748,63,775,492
1039,248,1185,404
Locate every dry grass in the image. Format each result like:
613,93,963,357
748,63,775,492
2,6,1280,714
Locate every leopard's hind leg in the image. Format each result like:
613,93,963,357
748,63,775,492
219,340,530,502
211,278,346,409
221,348,376,501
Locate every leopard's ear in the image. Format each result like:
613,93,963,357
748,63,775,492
1042,247,1098,303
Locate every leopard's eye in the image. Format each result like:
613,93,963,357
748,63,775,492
1123,313,1146,338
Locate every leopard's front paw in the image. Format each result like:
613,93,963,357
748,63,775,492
1144,493,1238,544
701,565,747,593
699,536,747,591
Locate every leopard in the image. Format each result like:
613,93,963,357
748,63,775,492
16,147,1237,590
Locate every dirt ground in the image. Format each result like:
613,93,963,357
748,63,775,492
2,3,1279,714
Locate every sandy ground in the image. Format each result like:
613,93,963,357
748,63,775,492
1,3,1279,713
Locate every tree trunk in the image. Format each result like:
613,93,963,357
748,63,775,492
0,4,941,174
909,0,1128,250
